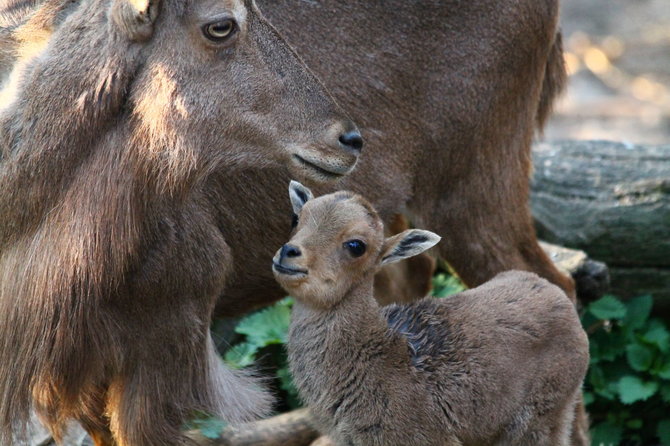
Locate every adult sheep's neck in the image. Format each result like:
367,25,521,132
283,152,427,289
288,279,411,420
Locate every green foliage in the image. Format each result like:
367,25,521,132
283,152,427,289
184,411,227,439
589,295,628,320
224,297,293,369
584,294,670,445
223,297,301,409
432,272,466,298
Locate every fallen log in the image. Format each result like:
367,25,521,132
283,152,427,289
531,140,670,305
188,408,319,446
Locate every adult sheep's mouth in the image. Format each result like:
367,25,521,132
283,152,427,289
292,154,354,179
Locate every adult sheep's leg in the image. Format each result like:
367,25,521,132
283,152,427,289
412,24,575,302
103,209,272,445
76,390,115,446
105,326,271,446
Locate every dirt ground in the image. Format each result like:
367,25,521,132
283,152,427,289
544,0,670,144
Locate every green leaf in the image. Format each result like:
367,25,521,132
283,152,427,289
657,360,670,380
643,319,670,353
589,295,627,321
224,342,258,369
626,343,655,372
623,295,653,329
626,419,643,429
185,413,227,439
583,391,595,406
432,273,465,298
277,366,303,409
591,329,627,362
661,384,670,403
618,376,659,404
196,418,227,439
591,420,623,446
658,419,670,445
589,364,616,400
235,300,292,346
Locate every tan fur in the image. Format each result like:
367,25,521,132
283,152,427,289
0,0,359,444
275,188,590,446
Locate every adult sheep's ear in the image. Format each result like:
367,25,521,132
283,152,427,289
288,180,314,215
380,229,441,265
111,0,161,41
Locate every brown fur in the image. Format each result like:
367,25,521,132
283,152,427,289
0,0,359,444
1,0,575,443
204,0,573,318
275,187,590,446
1,1,573,319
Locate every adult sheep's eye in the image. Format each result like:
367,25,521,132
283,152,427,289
203,19,237,42
291,214,299,229
344,239,366,257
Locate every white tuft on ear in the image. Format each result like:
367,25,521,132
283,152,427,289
288,180,314,215
380,229,441,265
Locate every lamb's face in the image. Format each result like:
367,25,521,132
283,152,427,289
272,190,384,309
273,181,441,308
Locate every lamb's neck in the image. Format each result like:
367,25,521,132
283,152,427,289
291,280,387,348
288,280,410,412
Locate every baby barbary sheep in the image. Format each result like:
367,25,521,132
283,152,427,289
272,181,589,446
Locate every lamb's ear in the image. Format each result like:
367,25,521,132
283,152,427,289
111,0,162,42
288,180,314,215
380,229,441,265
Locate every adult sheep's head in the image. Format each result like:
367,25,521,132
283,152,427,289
125,0,363,187
1,0,361,201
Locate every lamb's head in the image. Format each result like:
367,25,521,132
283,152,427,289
273,181,441,308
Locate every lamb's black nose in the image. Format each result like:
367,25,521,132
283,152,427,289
279,244,302,262
338,130,363,152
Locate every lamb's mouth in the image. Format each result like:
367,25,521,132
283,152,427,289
272,262,308,277
292,154,353,179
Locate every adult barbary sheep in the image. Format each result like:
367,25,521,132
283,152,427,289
274,182,590,446
2,0,580,443
0,0,360,444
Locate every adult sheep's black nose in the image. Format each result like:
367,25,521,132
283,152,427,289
338,130,363,152
280,244,302,261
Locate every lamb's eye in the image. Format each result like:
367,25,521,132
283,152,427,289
291,214,299,229
203,19,237,42
344,239,366,257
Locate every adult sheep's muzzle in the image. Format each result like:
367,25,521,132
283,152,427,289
287,121,362,183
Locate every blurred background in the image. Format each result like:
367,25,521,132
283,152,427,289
545,0,670,144
535,2,670,445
